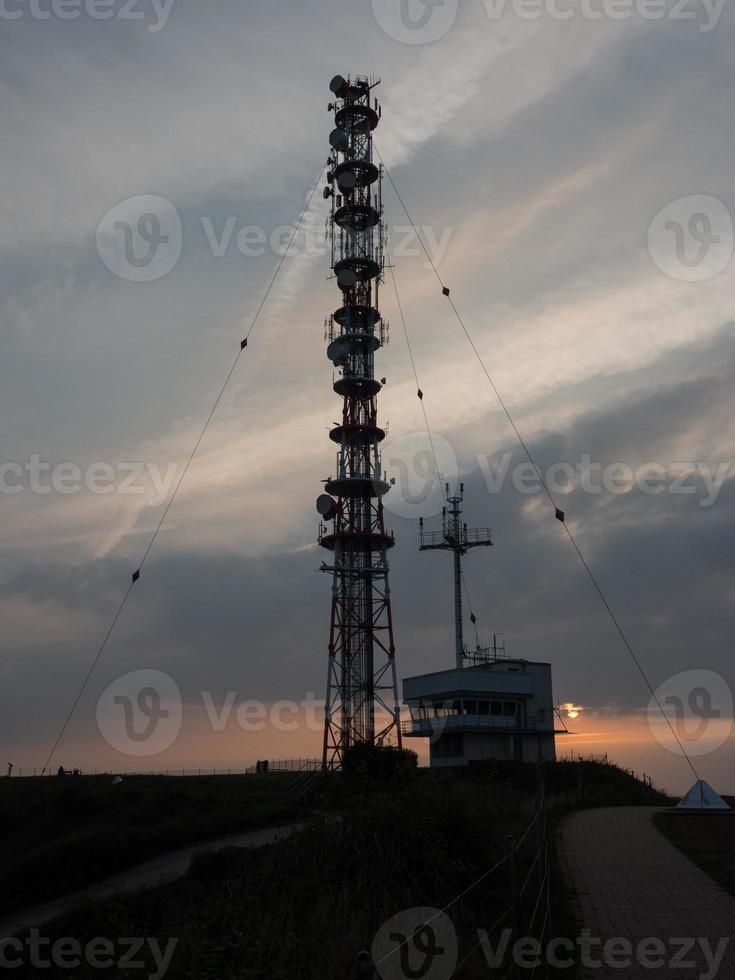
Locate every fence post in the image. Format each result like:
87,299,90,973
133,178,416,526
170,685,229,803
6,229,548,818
532,798,544,898
354,950,377,978
577,771,586,805
506,833,519,977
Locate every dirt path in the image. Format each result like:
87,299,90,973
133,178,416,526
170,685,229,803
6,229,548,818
558,807,735,979
0,821,303,939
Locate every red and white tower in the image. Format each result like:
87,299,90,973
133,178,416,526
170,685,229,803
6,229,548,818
317,74,402,769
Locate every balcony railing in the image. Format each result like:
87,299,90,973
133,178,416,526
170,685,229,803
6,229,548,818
402,715,552,736
419,527,493,549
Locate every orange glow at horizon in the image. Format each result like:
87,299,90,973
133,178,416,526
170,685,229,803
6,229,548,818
13,704,733,797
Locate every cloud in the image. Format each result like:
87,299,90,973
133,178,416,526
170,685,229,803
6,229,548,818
2,2,734,789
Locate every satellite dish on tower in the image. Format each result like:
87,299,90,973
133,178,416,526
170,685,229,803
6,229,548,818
337,171,357,192
329,75,349,97
337,268,357,289
329,128,349,152
316,494,338,520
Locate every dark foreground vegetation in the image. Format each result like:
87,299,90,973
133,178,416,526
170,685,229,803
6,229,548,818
5,757,672,979
655,799,735,899
0,773,303,916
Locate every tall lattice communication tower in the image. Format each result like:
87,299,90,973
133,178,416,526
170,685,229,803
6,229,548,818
316,74,402,769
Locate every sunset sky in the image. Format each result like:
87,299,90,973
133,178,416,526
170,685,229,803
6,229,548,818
1,0,733,795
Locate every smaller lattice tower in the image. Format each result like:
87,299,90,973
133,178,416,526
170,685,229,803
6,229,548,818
420,484,493,669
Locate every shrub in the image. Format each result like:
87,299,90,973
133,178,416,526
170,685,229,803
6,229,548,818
342,742,418,779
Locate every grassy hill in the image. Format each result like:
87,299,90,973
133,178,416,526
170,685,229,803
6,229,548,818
654,800,735,899
0,773,302,917
4,760,672,980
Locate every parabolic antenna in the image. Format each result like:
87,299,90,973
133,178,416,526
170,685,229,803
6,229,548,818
329,128,349,152
329,75,349,98
337,171,357,192
334,160,379,190
337,268,357,289
316,494,338,520
327,335,351,367
334,305,381,329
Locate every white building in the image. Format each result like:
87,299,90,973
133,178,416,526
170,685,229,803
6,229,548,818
402,657,560,766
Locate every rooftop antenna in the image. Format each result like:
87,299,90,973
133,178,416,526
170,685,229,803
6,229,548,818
420,484,493,669
492,633,505,661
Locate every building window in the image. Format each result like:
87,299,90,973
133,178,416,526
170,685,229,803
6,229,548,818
503,701,518,718
429,701,460,718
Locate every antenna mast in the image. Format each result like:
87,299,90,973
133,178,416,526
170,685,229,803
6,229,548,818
420,484,493,669
316,74,402,769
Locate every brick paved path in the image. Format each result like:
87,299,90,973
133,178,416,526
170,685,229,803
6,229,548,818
558,807,735,979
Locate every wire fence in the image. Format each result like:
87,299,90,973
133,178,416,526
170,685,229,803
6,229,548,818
364,769,553,980
357,758,661,979
556,752,655,787
7,758,322,778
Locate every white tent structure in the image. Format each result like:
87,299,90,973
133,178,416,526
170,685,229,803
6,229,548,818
677,780,731,811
